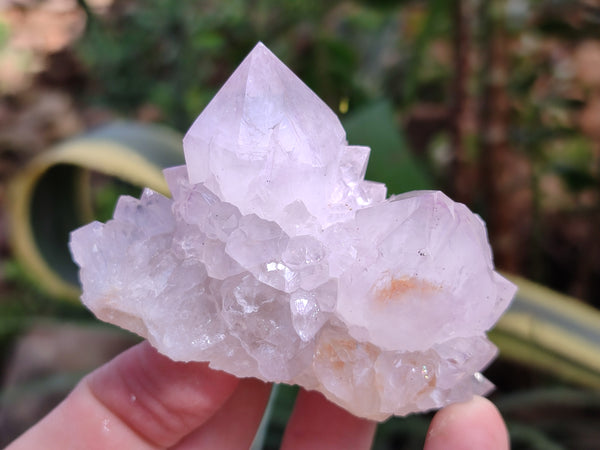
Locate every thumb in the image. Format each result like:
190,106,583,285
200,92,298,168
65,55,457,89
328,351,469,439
424,396,509,450
8,341,240,449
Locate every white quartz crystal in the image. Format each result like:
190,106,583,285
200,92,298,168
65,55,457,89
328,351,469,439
69,43,516,421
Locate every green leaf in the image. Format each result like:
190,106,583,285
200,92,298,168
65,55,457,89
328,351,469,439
7,122,184,301
402,0,449,107
493,275,600,388
343,101,433,194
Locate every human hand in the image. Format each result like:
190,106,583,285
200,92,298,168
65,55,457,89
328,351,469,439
6,341,509,449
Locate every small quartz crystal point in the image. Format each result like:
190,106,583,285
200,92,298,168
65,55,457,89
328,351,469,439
70,42,516,421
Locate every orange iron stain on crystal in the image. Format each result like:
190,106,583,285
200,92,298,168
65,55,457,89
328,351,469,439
317,338,357,370
374,276,441,305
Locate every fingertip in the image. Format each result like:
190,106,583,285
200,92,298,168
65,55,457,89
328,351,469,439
173,378,272,449
424,396,509,450
281,389,376,450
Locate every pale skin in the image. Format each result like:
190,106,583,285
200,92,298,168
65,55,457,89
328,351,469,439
7,341,509,450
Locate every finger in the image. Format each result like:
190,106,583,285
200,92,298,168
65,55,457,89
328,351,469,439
173,377,272,449
7,341,239,449
424,396,509,450
281,389,376,450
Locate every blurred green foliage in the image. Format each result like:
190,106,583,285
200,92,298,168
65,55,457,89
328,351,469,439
78,0,361,129
75,0,458,130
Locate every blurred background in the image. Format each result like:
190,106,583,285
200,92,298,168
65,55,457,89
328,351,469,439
1,0,600,448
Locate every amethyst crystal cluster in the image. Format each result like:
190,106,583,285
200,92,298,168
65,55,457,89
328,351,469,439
70,43,515,420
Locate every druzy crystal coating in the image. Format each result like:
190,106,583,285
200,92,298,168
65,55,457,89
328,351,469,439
69,43,516,420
